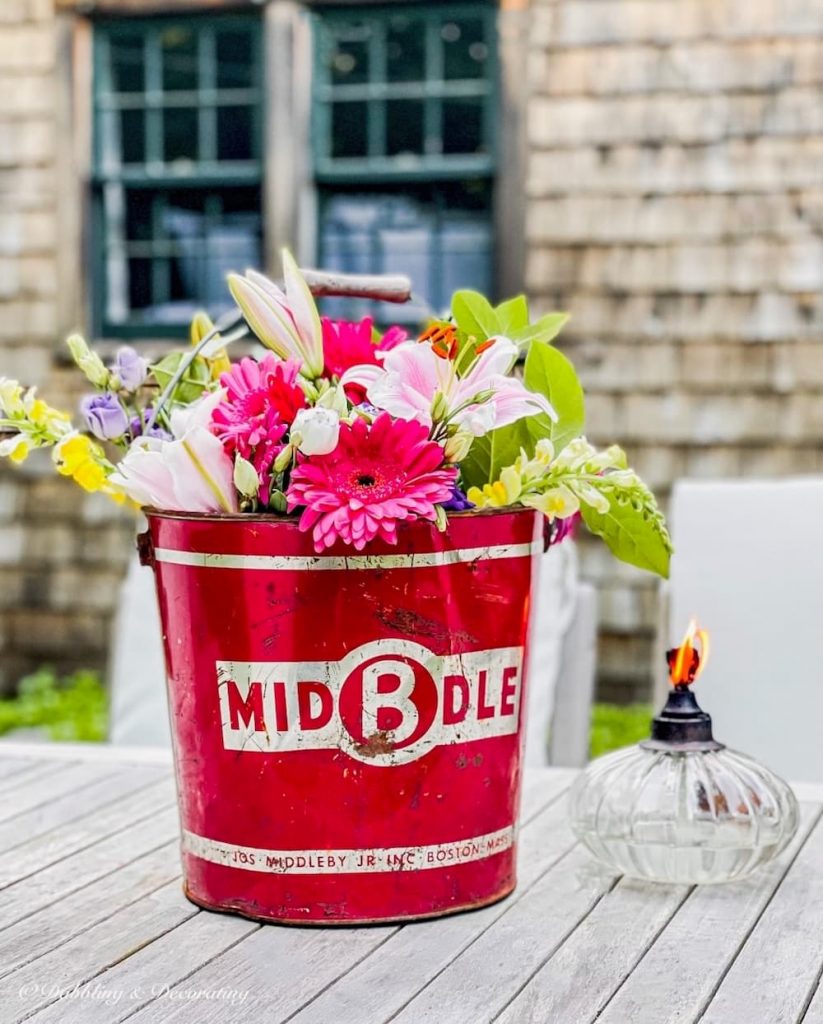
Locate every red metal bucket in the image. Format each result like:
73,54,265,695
140,507,543,924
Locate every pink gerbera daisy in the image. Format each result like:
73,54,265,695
287,412,457,552
321,317,407,392
211,354,306,498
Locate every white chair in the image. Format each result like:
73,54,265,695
665,477,823,782
108,551,169,747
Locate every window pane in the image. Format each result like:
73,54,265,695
386,100,424,156
328,34,370,86
442,97,484,154
386,14,425,83
125,190,153,241
216,29,254,89
161,25,199,92
120,109,145,164
217,106,253,161
443,18,488,81
331,101,369,159
163,107,199,163
128,258,154,310
109,34,144,94
318,182,493,323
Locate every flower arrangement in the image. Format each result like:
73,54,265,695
0,251,672,574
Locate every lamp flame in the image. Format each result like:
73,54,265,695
667,618,710,687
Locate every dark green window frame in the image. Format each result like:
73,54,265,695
91,14,265,340
312,2,498,184
312,2,499,322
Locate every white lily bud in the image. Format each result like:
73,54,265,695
273,444,294,473
67,334,110,389
233,455,260,499
317,384,349,417
443,430,473,464
291,407,340,456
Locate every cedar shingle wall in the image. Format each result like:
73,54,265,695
525,0,823,700
0,1,133,691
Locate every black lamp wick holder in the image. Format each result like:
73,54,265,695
640,647,725,753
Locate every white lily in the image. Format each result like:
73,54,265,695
227,250,324,378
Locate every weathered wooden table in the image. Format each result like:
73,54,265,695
1,741,822,1024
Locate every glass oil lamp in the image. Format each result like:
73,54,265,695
569,621,799,884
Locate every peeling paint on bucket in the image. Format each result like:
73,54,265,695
142,507,543,924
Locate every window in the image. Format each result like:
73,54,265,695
312,3,497,323
92,16,264,338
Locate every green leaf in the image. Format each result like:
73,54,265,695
459,342,586,490
523,342,585,454
459,425,523,492
451,290,501,340
494,295,529,334
511,312,570,349
151,352,210,405
580,490,672,578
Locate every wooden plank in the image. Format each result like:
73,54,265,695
700,807,823,1024
0,777,176,892
0,759,41,782
799,970,823,1022
0,743,172,767
288,778,580,1024
0,842,180,981
596,803,822,1024
2,880,198,1024
0,802,179,931
0,762,113,823
24,904,258,1024
519,767,577,823
125,923,401,1024
490,878,691,1024
386,846,616,1024
0,765,164,857
0,761,71,793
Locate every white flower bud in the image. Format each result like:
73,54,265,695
67,334,110,388
233,455,260,499
291,407,340,456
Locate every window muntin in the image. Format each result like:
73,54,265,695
313,5,496,182
92,16,263,338
313,4,497,322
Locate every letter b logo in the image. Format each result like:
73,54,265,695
338,642,439,765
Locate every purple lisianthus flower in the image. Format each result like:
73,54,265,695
113,346,148,391
441,485,474,512
129,409,172,442
80,392,129,441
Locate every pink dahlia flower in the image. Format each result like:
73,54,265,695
287,412,457,552
321,317,407,386
211,354,306,498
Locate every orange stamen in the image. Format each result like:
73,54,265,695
475,338,495,354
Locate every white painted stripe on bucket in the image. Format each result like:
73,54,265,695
154,540,541,572
182,825,515,874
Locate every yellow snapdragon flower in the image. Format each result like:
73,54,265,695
53,433,125,504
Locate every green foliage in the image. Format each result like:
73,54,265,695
151,351,210,405
579,477,673,578
0,667,108,742
450,290,569,350
460,343,585,490
590,703,653,759
522,341,585,454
